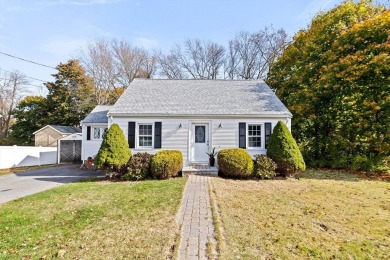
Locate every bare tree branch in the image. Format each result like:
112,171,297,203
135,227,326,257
225,26,289,81
79,38,156,105
157,39,225,79
0,69,29,137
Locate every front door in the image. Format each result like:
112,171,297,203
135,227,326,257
191,124,209,162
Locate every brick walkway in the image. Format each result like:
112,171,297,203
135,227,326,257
177,175,215,260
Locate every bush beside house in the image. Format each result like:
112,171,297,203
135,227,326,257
123,152,153,181
151,150,183,179
95,123,131,175
218,148,254,178
253,155,277,179
267,121,305,176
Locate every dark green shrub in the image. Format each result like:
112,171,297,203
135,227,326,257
267,121,305,176
217,148,254,178
95,123,131,176
122,152,153,181
151,150,183,179
254,155,277,179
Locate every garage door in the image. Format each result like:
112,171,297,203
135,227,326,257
60,140,82,163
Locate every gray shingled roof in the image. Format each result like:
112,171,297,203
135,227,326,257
108,79,291,116
82,105,112,123
49,125,81,134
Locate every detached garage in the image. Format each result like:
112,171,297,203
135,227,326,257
57,133,82,163
34,125,82,147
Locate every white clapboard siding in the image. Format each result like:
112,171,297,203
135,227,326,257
81,124,107,160
112,117,190,164
108,116,291,166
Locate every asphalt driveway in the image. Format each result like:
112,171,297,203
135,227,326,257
0,164,104,204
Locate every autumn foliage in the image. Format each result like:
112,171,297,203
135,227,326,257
268,0,389,172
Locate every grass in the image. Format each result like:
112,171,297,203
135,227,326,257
0,177,186,259
0,164,57,176
211,169,390,259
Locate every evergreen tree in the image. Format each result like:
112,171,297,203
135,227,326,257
95,123,131,171
9,96,47,145
44,59,95,126
267,121,305,175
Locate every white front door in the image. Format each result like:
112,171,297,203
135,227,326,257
191,124,209,162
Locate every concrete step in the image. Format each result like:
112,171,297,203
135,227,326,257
182,165,218,177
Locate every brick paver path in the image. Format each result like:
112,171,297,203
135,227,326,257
178,175,215,260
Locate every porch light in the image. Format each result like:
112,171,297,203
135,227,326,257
179,123,182,129
218,123,222,129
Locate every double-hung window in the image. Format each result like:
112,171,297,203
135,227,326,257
138,124,153,148
247,124,262,148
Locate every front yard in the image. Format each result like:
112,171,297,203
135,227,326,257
0,178,186,259
211,170,390,259
1,169,389,259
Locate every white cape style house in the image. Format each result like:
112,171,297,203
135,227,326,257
81,79,292,166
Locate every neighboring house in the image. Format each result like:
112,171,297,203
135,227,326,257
81,105,112,160
81,79,292,166
33,125,81,147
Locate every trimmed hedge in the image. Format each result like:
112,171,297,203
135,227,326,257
123,152,153,181
95,123,131,173
218,148,254,178
267,121,305,175
151,150,183,179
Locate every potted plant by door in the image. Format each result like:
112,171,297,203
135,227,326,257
206,147,218,167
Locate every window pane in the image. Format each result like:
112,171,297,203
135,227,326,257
195,126,205,143
145,137,152,147
139,136,152,147
93,128,100,139
248,124,261,147
139,124,152,136
146,125,152,135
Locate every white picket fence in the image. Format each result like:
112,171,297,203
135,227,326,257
0,146,57,169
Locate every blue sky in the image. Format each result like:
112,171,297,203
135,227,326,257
0,0,388,94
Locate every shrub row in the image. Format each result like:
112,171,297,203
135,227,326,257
218,121,305,179
121,150,183,180
217,148,276,179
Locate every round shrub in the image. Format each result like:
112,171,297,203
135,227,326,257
254,155,277,179
95,123,131,175
217,148,254,178
122,152,153,181
151,150,183,179
267,121,305,176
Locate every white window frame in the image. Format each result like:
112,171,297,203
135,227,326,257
247,123,263,149
137,123,154,149
92,127,107,140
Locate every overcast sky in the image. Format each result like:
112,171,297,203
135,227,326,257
0,0,388,94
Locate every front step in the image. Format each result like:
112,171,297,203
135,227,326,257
182,164,218,176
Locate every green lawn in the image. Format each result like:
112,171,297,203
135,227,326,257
0,177,186,259
211,169,390,259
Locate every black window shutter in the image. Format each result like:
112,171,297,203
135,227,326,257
128,122,136,148
265,123,272,148
86,126,91,140
154,122,162,148
239,122,246,149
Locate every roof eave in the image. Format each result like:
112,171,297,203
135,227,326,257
106,112,292,118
